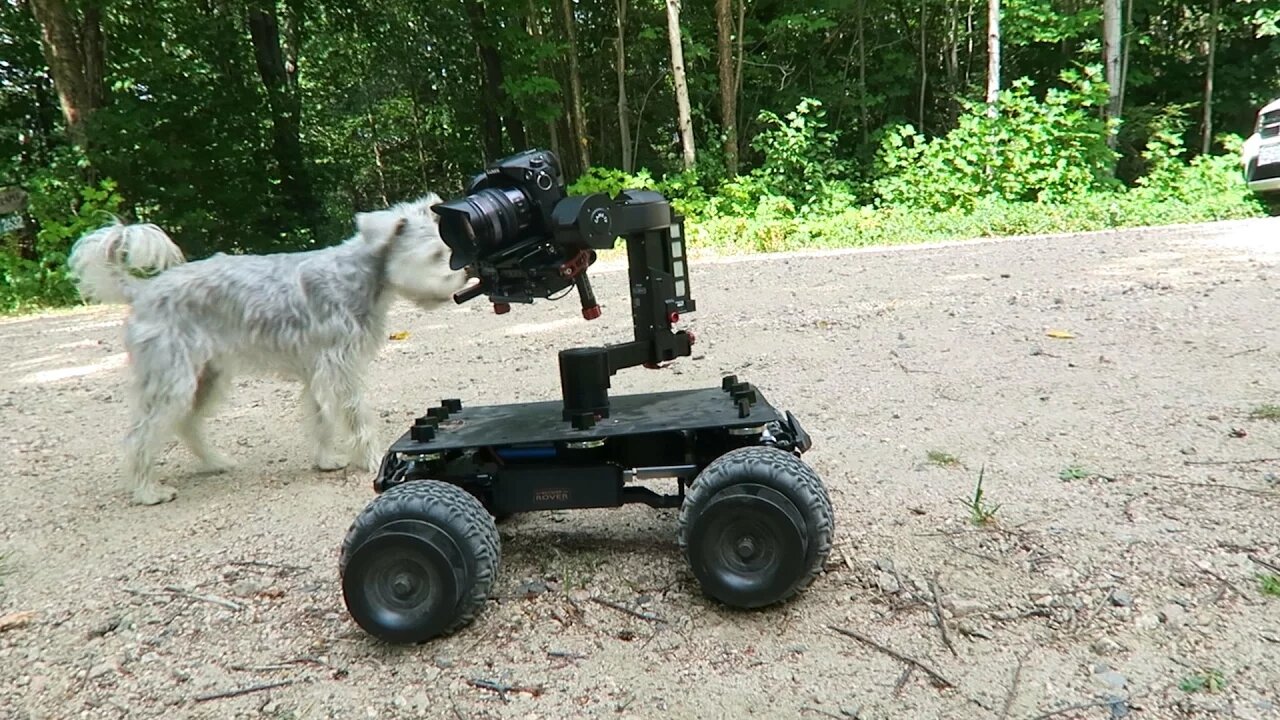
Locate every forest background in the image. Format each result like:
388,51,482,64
3,0,1278,312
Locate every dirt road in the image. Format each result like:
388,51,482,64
2,217,1280,719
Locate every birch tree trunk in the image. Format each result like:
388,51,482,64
616,0,633,173
666,0,696,170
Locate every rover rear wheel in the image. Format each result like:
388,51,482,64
339,480,500,644
678,446,834,609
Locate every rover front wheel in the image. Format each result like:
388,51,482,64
677,446,834,609
339,480,500,644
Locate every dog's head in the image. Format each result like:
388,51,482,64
355,192,470,309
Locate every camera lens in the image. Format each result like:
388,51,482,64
436,186,533,270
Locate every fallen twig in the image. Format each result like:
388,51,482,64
591,597,667,623
893,666,913,695
226,560,307,573
1198,565,1247,603
467,677,543,700
547,650,588,660
194,679,296,702
828,625,954,689
1183,457,1280,467
1227,345,1265,358
230,657,340,673
1029,698,1119,720
1248,554,1280,575
1159,479,1275,497
126,586,244,611
998,657,1023,719
893,359,941,375
799,707,845,719
926,577,957,657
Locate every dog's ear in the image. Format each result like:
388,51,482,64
418,192,443,225
355,210,408,245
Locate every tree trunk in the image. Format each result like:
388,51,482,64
1201,0,1218,154
526,0,559,159
985,0,1000,107
28,0,104,143
1118,0,1132,119
464,0,526,159
616,0,633,173
918,0,927,131
560,0,591,173
945,0,959,122
666,0,696,170
716,0,738,175
1103,0,1122,145
858,0,868,143
247,2,319,234
368,112,389,206
734,0,746,137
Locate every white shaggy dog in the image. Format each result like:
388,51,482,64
68,195,469,505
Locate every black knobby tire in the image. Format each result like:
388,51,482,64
677,445,835,609
339,480,500,643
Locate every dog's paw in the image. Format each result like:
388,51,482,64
132,483,178,505
350,450,381,473
197,455,237,475
314,453,348,472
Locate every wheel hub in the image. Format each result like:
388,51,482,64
341,520,468,644
686,483,809,609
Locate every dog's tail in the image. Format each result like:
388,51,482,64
68,220,186,304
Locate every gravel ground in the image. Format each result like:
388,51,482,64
2,217,1280,720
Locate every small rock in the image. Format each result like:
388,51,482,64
1180,447,1197,456
956,620,993,639
230,578,266,597
29,675,47,694
1110,590,1134,607
945,598,986,618
515,580,548,598
1135,613,1160,630
433,656,454,669
1093,670,1128,690
874,558,895,573
841,705,863,719
1091,638,1124,656
876,571,900,594
1159,604,1188,629
89,661,118,679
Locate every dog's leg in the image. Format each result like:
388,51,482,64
178,365,236,474
340,381,382,473
312,362,381,473
303,380,348,471
122,375,191,506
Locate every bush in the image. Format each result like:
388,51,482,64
1,148,126,314
873,66,1121,212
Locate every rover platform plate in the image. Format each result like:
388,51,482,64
390,385,785,454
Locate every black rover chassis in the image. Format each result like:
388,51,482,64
337,375,835,645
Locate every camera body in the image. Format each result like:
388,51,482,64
434,149,618,310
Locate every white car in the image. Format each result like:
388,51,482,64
1242,97,1280,198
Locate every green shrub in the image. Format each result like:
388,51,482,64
873,66,1121,212
1,149,126,314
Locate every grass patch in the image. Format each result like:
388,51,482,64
1179,668,1227,694
927,450,962,467
1058,464,1091,481
1259,573,1280,597
1248,404,1280,421
959,465,1000,526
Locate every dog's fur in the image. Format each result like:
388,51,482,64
68,195,468,505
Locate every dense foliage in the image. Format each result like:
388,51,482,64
2,0,1278,312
